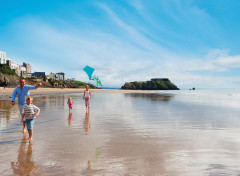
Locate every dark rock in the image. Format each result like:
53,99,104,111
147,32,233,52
121,78,179,90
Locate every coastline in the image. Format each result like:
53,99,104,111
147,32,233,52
0,87,154,100
0,87,85,100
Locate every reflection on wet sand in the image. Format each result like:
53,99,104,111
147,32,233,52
0,94,70,127
37,94,67,110
32,96,47,109
0,99,18,125
68,112,73,126
11,134,39,175
1,92,240,175
80,160,91,175
80,148,102,175
83,111,91,134
124,93,175,102
0,99,12,109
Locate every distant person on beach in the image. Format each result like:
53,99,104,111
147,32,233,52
67,96,74,112
21,96,40,142
3,81,7,89
11,78,41,132
83,85,91,111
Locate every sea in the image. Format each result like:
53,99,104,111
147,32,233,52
0,89,240,176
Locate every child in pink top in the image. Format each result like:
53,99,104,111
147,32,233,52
67,97,73,112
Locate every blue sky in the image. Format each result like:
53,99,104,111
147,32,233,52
1,0,240,88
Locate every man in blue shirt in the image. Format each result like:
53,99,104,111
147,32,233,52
11,78,41,132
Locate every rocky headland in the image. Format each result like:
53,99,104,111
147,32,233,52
121,78,179,90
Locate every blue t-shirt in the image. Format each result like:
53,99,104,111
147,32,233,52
11,85,36,106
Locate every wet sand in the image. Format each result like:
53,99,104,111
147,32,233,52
0,87,86,100
1,90,240,175
0,87,152,100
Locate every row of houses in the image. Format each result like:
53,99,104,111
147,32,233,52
32,72,66,81
0,51,32,77
0,51,67,80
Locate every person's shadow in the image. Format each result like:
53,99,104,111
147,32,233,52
83,111,91,135
68,112,73,126
11,134,39,175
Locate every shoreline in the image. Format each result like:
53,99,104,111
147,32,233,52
0,87,154,100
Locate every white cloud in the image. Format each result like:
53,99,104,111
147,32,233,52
183,49,240,73
217,55,240,68
4,2,240,89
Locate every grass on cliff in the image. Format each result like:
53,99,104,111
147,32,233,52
0,64,18,76
48,79,96,88
73,80,96,88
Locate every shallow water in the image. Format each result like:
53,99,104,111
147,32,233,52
1,90,240,175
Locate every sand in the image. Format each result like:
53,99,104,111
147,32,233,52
1,89,240,175
0,87,153,100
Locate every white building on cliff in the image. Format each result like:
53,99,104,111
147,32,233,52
0,51,7,64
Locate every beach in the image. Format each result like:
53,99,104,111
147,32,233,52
1,89,240,175
0,87,153,99
0,87,155,102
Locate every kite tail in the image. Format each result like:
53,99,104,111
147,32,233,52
91,76,103,87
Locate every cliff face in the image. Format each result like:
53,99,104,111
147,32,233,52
0,74,97,89
0,72,19,87
0,64,19,87
0,64,97,88
121,78,179,90
0,73,97,88
0,72,53,88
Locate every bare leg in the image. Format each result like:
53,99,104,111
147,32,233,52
28,129,33,142
23,121,27,133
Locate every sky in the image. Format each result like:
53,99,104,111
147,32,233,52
0,0,240,88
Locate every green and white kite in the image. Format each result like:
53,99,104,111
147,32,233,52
83,65,103,87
